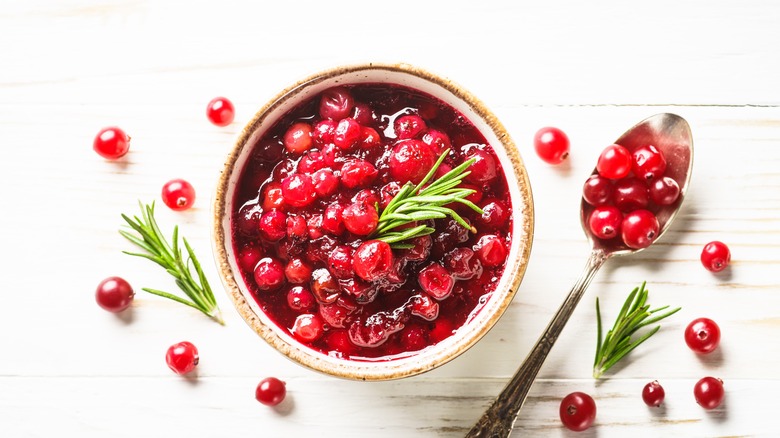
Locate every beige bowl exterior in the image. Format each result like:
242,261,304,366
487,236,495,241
212,63,534,381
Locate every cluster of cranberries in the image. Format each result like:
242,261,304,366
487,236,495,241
581,143,680,249
232,84,511,359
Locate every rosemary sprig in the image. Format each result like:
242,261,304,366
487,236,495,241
372,148,484,248
119,201,224,325
593,281,679,378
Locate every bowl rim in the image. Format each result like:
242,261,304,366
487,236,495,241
212,62,534,381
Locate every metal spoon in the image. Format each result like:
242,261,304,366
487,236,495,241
466,113,694,437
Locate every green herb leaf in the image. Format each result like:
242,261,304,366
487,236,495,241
593,282,679,378
372,148,483,245
120,201,224,325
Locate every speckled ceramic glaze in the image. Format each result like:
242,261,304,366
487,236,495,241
212,63,534,381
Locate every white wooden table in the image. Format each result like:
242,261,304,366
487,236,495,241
2,1,778,436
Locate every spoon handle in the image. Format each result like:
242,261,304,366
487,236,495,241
465,249,609,438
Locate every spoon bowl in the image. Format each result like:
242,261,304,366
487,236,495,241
467,113,693,437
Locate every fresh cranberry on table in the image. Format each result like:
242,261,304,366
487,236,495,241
255,377,287,406
93,126,130,160
206,97,235,127
533,126,570,165
701,241,731,273
694,377,725,410
95,276,134,313
162,179,196,211
165,341,199,375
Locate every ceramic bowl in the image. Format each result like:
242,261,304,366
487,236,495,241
212,63,534,381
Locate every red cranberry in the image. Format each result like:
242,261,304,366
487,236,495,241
409,293,440,321
93,126,130,159
320,142,340,166
255,377,286,407
311,168,339,198
312,119,337,145
253,257,285,290
359,127,381,149
642,380,666,407
352,189,380,208
285,258,313,284
402,235,432,262
272,158,296,181
621,209,660,249
310,268,340,304
342,202,379,236
259,210,287,242
694,377,725,410
236,204,262,236
347,312,405,348
379,182,402,208
307,214,324,239
328,245,355,279
352,102,376,125
276,238,302,261
297,150,326,174
338,278,378,303
478,200,509,228
286,215,308,240
340,160,378,188
353,240,394,282
418,263,455,300
444,247,482,280
281,173,316,207
650,176,680,205
632,144,667,181
389,139,436,184
319,87,354,120
292,313,324,342
95,276,134,313
421,129,452,154
305,235,338,264
255,138,284,163
287,286,315,311
206,97,235,126
162,179,196,211
701,241,731,273
322,203,346,235
474,235,507,268
333,117,362,150
238,246,264,272
394,114,427,139
464,149,497,183
533,126,570,165
613,177,649,212
588,206,623,240
165,341,199,375
262,182,285,211
582,174,613,206
319,301,353,329
283,122,313,154
597,144,632,179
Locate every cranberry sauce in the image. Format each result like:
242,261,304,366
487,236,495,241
231,83,513,361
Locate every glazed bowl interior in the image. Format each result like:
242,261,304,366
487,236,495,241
213,63,533,381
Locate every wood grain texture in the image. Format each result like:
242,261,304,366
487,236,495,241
1,1,779,436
